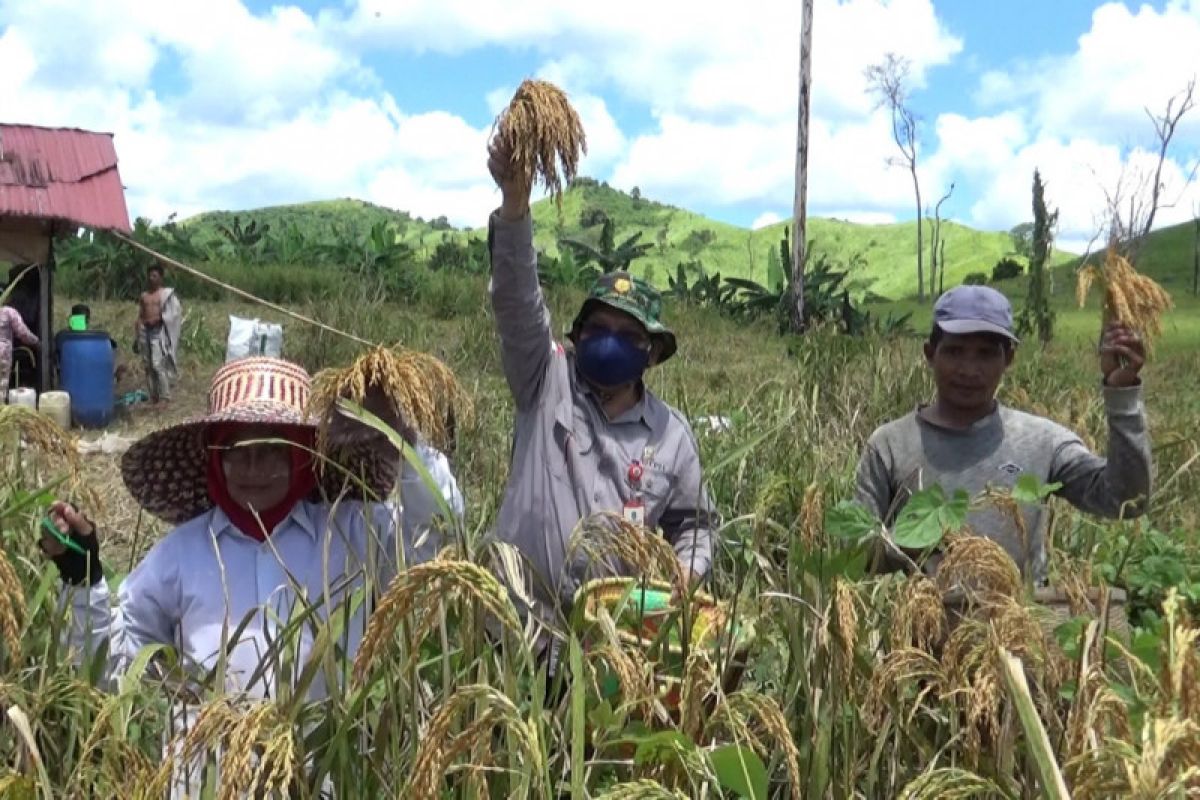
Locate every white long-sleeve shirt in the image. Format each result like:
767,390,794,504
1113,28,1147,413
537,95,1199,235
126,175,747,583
63,445,464,695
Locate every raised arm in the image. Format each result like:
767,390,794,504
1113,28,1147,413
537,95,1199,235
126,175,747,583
1052,324,1153,518
486,140,555,411
1051,385,1152,518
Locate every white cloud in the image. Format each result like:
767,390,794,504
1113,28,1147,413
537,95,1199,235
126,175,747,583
335,0,961,123
752,211,783,229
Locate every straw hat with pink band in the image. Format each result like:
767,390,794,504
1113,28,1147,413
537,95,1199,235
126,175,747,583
120,356,394,525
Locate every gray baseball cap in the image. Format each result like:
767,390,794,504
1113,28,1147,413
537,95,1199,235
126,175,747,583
933,285,1020,343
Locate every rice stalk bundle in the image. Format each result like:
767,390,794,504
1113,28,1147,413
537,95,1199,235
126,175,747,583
406,684,542,800
1076,248,1173,341
150,698,298,800
352,558,523,685
493,79,587,206
311,344,471,452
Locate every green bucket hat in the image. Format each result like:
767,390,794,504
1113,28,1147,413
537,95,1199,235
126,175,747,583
570,271,677,364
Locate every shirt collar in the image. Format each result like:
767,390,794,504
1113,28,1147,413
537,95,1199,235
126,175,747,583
210,500,319,541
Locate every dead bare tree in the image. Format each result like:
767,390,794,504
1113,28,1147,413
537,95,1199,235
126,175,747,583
1101,77,1198,259
866,53,924,301
1140,77,1196,240
928,182,954,299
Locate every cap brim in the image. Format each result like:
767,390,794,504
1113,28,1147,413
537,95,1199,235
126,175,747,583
937,319,1020,344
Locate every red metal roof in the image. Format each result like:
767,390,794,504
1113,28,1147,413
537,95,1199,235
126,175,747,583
0,124,131,233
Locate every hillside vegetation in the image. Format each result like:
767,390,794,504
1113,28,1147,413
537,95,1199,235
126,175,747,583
178,181,1082,301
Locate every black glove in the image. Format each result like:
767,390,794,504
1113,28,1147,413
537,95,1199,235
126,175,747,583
46,525,104,587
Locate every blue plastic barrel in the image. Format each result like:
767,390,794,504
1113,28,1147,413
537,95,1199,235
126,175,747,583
59,332,115,428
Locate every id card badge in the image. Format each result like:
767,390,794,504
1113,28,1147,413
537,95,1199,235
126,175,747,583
622,497,645,526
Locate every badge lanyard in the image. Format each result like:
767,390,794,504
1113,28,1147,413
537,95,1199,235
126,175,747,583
623,459,646,525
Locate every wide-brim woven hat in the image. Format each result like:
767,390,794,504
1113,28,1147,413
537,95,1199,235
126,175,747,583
121,356,393,524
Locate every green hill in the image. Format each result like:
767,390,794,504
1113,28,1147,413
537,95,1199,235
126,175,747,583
494,180,1077,299
181,184,1083,300
183,198,460,254
1063,219,1199,291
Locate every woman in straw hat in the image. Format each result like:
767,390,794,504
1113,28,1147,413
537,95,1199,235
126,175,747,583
40,355,459,700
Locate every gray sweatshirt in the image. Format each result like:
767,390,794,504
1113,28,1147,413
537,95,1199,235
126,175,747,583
855,384,1152,581
488,211,716,616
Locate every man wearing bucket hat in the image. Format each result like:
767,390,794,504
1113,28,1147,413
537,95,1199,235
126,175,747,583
855,285,1152,581
485,140,717,639
39,356,458,702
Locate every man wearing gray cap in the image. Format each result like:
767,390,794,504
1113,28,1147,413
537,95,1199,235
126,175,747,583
855,285,1152,582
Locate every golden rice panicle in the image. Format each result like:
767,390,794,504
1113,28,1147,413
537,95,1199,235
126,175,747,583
890,574,946,651
353,559,523,685
799,481,824,549
407,684,542,800
936,531,1022,600
494,79,587,206
866,648,946,730
897,767,1010,800
1076,248,1174,341
0,546,25,663
833,578,860,665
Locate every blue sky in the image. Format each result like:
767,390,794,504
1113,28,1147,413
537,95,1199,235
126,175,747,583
2,0,1197,249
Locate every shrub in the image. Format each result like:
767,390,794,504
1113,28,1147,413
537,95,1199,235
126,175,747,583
962,272,989,286
991,257,1024,282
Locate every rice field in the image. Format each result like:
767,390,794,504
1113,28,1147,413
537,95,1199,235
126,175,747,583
1,279,1198,798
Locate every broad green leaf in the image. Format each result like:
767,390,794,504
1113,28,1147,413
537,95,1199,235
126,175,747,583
1053,616,1090,660
710,744,769,800
892,487,969,550
1012,474,1063,504
825,500,878,542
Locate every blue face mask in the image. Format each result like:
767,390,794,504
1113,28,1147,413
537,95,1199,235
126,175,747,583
576,331,650,388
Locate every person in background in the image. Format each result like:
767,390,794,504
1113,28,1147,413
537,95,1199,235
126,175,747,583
135,265,182,406
855,285,1153,582
1,291,39,400
485,136,717,662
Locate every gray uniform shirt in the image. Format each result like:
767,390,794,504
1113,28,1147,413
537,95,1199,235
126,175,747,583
488,212,716,612
855,384,1152,581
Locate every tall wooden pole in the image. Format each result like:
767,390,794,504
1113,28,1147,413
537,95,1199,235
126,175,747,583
790,0,814,333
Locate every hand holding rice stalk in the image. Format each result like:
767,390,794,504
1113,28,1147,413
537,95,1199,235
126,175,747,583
491,79,587,208
1076,248,1173,343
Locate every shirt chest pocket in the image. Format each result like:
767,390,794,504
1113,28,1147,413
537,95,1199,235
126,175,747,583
639,466,677,526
